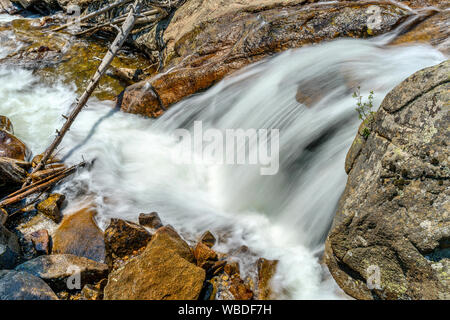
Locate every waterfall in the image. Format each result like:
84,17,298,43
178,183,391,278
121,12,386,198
0,13,446,298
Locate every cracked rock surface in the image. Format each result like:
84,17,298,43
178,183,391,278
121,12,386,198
325,60,449,300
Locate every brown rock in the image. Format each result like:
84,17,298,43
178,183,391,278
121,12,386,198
138,211,163,229
52,206,105,263
0,270,58,300
0,224,20,269
30,229,51,255
325,60,450,300
0,116,13,133
104,226,205,300
104,218,151,269
80,284,103,300
0,208,7,225
224,261,240,276
257,258,278,300
391,10,450,55
194,242,218,270
36,193,65,223
199,230,216,248
121,0,409,117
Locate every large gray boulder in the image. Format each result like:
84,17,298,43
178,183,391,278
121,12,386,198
325,60,449,300
0,270,58,300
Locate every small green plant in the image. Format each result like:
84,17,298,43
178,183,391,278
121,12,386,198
353,86,374,121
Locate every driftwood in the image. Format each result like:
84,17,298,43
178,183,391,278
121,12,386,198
53,0,134,31
23,0,144,189
0,161,85,208
75,8,163,36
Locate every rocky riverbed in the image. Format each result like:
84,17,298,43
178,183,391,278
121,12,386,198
0,0,448,300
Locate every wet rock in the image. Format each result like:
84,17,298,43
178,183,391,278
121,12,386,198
0,224,20,269
121,0,409,117
257,258,278,300
104,218,152,269
0,0,20,14
194,241,218,270
36,193,65,223
391,10,450,55
199,230,216,248
30,229,51,255
0,208,7,225
15,254,108,291
325,60,450,300
80,284,102,300
106,66,143,84
138,211,163,229
0,123,30,161
0,157,29,195
0,270,58,300
52,206,106,263
224,261,240,276
104,226,204,300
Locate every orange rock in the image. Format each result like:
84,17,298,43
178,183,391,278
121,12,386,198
194,242,218,270
52,206,105,263
257,258,279,300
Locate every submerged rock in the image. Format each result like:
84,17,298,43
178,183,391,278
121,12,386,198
15,254,108,291
104,218,151,269
0,270,58,300
104,226,205,300
325,60,450,300
52,206,106,263
0,224,20,269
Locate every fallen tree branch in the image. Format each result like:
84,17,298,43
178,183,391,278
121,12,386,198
23,0,144,188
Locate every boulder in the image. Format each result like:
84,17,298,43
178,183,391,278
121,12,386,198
15,254,108,291
325,60,450,300
52,206,106,263
104,226,205,300
0,224,20,269
257,258,278,300
121,0,410,117
138,211,163,229
0,270,58,300
36,193,65,223
30,229,51,255
104,218,152,269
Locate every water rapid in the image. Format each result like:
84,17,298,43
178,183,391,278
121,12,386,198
0,13,446,299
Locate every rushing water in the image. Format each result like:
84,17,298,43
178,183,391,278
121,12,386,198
0,13,446,299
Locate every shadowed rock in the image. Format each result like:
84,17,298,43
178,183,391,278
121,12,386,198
0,270,58,300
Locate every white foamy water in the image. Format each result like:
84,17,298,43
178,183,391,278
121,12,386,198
0,17,446,298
